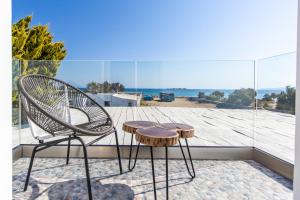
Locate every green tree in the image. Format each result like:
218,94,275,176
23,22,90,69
270,93,279,99
227,88,256,107
111,82,125,93
262,93,279,101
262,94,272,101
103,81,111,93
12,15,67,106
86,82,99,94
12,15,67,76
86,81,125,93
207,90,224,101
276,86,295,114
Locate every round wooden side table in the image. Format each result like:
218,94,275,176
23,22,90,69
122,121,157,171
136,126,179,200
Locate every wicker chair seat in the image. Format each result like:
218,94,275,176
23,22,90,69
35,120,113,140
75,120,113,134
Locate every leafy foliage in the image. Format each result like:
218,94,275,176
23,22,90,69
226,88,256,106
206,91,224,101
262,93,279,102
12,15,67,107
86,81,125,94
276,86,295,114
262,94,272,101
12,15,67,76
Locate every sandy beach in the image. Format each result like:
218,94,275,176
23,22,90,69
141,97,216,108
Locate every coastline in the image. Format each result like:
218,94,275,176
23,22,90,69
125,88,285,99
141,97,216,108
79,87,285,99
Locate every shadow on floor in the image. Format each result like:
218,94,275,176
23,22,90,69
47,178,134,200
14,176,134,200
245,160,293,190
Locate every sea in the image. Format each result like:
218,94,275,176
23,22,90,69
124,88,285,99
79,87,285,99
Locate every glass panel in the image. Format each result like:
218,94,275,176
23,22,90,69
101,61,138,145
256,52,296,163
137,60,255,147
12,59,20,148
17,60,256,147
57,60,107,127
13,57,296,164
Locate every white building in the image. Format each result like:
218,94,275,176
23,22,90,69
87,93,142,107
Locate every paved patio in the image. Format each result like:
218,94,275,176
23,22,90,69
13,158,292,200
13,107,295,163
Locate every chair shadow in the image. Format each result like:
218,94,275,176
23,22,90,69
13,172,134,200
12,175,42,200
47,178,135,200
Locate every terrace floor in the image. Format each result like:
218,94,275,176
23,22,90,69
14,107,295,163
13,158,293,200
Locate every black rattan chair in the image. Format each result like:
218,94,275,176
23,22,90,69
18,74,123,200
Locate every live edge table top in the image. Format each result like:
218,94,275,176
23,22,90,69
123,121,195,147
123,121,195,139
136,126,179,147
158,123,195,138
122,121,158,134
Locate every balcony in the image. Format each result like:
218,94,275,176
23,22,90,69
12,53,296,199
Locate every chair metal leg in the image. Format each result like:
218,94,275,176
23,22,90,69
75,137,93,200
165,147,169,200
150,146,157,200
66,136,71,165
24,145,38,191
179,139,196,178
23,136,87,194
128,135,140,171
114,128,123,174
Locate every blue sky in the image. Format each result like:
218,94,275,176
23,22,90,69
13,0,297,88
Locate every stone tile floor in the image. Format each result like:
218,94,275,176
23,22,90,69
13,158,292,200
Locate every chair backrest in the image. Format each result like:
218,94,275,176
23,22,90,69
18,74,112,138
18,75,72,137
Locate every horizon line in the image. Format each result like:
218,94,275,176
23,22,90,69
78,86,291,90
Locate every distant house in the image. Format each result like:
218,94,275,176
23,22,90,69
87,93,141,107
160,92,175,102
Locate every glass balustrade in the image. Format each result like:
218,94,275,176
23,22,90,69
12,55,296,163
